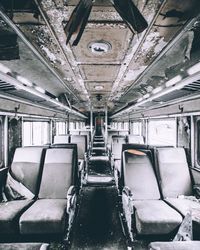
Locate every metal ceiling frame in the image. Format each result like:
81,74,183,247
111,70,200,119
0,6,79,102
0,71,87,118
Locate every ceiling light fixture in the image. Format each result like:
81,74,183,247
187,62,200,75
152,86,163,94
165,75,182,87
0,71,86,118
0,63,11,74
35,86,45,94
88,41,112,55
94,85,104,91
16,75,33,87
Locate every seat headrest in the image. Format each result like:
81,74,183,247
54,135,69,144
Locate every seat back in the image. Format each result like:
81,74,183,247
70,130,80,135
70,135,87,159
80,131,90,145
10,147,45,195
118,131,129,136
54,135,69,144
128,135,144,144
112,135,127,160
107,131,118,146
156,147,193,198
38,145,78,199
122,146,160,200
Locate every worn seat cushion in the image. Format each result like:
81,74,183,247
0,200,33,233
149,241,200,250
70,135,87,159
39,148,73,199
133,200,182,235
165,197,200,223
19,199,67,234
156,148,193,198
0,243,49,250
123,152,160,200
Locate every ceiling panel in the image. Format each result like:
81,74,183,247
80,65,119,82
86,82,112,93
72,26,132,64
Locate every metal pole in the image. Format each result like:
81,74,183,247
50,119,53,145
90,106,93,145
105,106,108,145
3,116,8,167
190,115,195,168
67,113,70,134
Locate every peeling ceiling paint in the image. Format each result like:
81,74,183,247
0,0,200,115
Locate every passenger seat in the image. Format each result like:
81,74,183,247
156,148,200,226
19,145,78,235
121,144,182,238
0,147,45,234
54,135,69,144
128,135,144,144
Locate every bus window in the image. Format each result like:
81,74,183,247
56,122,67,135
148,119,176,146
23,121,50,146
132,122,142,135
197,120,200,165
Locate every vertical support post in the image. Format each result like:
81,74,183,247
3,116,8,167
145,119,148,145
105,106,108,145
67,113,70,134
21,116,24,147
90,106,93,144
129,119,131,134
191,115,195,168
50,119,53,145
175,117,178,148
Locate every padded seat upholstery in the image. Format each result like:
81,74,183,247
122,146,182,235
149,241,200,250
20,199,67,234
20,146,78,234
133,200,182,235
165,198,200,222
112,136,126,160
70,135,87,159
156,148,200,224
0,200,33,233
0,243,49,250
54,135,69,144
0,147,44,234
156,148,193,198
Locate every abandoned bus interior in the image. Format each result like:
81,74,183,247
1,0,200,249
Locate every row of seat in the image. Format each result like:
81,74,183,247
0,145,78,236
117,144,200,239
54,135,87,160
111,135,144,160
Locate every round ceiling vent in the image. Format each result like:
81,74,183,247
88,40,112,55
94,85,104,91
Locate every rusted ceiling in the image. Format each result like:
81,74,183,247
0,0,200,115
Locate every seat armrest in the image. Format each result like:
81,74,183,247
78,159,84,172
194,185,200,198
67,185,77,214
123,186,133,197
0,167,8,201
67,185,76,196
